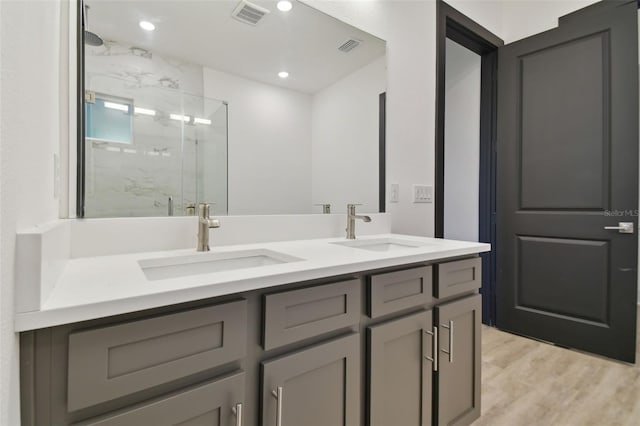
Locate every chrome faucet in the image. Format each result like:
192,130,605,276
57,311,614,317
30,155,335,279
197,203,220,251
346,204,371,239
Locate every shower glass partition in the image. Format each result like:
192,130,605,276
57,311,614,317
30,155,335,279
84,75,228,217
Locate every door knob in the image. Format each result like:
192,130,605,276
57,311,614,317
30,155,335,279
604,222,634,234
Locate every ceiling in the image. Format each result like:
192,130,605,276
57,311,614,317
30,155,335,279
88,0,387,93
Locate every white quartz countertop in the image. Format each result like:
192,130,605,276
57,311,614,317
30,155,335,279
15,234,490,332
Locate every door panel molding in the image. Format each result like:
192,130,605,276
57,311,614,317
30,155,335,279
515,235,610,324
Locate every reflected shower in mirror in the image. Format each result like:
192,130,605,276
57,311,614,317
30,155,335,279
80,0,386,217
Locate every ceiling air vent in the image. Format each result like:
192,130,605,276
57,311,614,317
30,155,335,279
338,38,362,53
231,0,270,26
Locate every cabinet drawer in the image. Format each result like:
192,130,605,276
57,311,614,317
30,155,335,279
74,371,245,426
68,299,247,412
435,257,482,298
368,266,433,318
263,280,360,350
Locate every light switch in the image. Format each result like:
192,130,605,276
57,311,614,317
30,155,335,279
413,184,432,203
390,183,399,203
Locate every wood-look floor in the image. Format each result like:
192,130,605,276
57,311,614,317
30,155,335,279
475,310,640,426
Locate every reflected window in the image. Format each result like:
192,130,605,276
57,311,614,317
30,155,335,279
85,94,133,144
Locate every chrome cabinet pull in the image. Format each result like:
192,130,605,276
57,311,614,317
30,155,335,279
232,403,243,426
604,222,634,234
271,386,283,426
433,326,439,370
441,320,454,363
424,326,438,371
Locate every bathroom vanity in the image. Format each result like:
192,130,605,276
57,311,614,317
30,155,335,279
17,234,489,426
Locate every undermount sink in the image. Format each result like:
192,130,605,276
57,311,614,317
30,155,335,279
331,237,429,252
139,249,303,281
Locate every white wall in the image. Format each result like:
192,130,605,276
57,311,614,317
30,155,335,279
500,0,599,43
443,39,481,242
448,0,599,45
311,56,386,213
305,0,437,235
447,0,504,37
203,67,313,215
0,2,66,424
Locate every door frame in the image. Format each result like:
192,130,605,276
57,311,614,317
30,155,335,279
435,1,503,325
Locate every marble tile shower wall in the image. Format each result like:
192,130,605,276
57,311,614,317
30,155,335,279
84,40,227,217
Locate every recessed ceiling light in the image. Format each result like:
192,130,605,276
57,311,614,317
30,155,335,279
278,71,289,79
277,1,293,12
139,20,155,31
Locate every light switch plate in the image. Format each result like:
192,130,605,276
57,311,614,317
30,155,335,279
389,183,399,203
413,184,432,203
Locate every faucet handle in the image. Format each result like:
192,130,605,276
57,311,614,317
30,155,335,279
314,203,331,214
197,202,218,219
347,203,362,213
198,203,209,217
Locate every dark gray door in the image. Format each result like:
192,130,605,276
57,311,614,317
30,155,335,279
368,310,433,426
436,295,481,426
496,1,638,362
261,333,360,426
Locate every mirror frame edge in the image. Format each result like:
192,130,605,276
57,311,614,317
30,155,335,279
76,0,85,218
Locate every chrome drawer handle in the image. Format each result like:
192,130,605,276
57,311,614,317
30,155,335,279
424,326,438,371
232,403,243,426
271,386,283,426
441,320,453,363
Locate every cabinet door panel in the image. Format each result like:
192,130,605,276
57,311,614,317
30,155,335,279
261,334,360,426
74,371,244,426
369,310,433,426
436,294,481,426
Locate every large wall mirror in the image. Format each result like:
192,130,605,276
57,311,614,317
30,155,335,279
78,0,387,217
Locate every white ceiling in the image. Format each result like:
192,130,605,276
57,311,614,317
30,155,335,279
88,0,387,93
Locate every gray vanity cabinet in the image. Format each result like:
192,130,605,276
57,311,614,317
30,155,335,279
368,310,434,426
74,371,245,426
20,256,484,426
261,333,361,426
435,294,481,426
